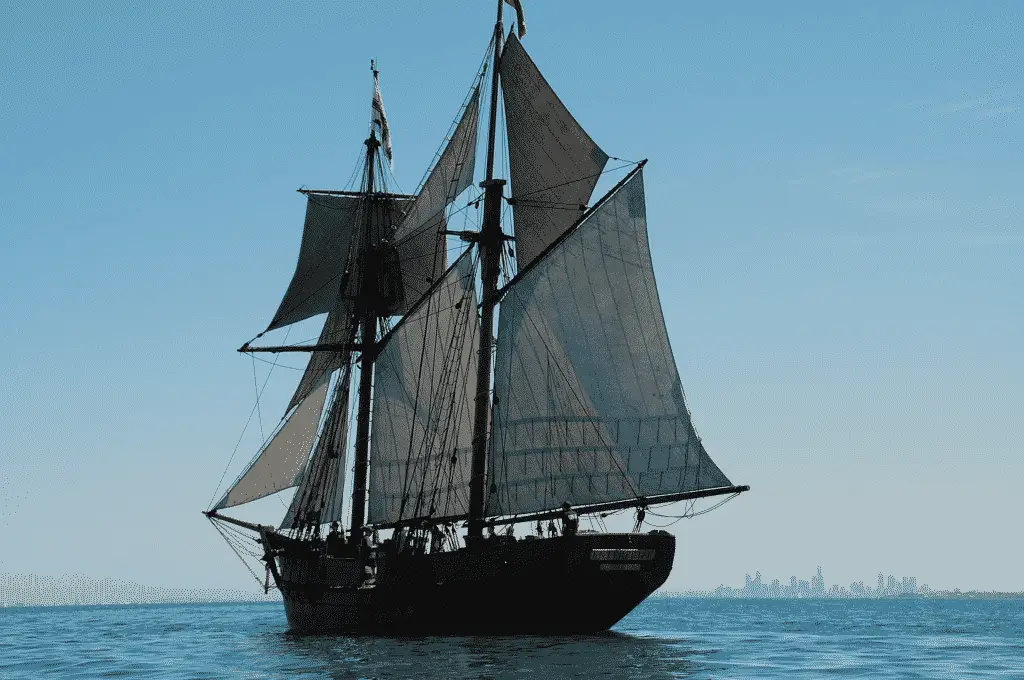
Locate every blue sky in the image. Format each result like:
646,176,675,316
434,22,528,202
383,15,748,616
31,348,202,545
1,1,1021,593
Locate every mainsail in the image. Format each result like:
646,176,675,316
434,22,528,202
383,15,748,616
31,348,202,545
500,33,609,270
487,169,732,517
215,379,331,510
367,250,479,525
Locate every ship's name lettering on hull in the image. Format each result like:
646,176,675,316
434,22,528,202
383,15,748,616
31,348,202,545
590,549,656,561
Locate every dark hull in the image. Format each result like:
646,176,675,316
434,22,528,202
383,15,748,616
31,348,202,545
273,531,675,635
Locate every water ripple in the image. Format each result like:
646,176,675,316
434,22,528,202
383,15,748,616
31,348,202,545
0,599,1022,678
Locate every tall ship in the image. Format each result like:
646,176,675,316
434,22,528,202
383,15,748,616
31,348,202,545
205,0,748,635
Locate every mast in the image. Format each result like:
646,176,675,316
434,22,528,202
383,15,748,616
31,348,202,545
349,117,381,538
468,0,506,539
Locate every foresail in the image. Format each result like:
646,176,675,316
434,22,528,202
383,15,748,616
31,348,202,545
267,194,361,331
367,250,479,525
215,380,330,510
281,366,352,529
500,33,609,270
487,170,731,517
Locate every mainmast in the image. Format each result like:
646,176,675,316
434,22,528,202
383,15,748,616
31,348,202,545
349,65,384,538
468,0,506,539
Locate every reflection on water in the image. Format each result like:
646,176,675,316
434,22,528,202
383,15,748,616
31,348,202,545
273,631,698,679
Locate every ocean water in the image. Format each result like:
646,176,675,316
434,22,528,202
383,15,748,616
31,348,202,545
1,598,1022,679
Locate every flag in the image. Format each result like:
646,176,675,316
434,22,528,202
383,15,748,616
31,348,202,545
505,0,526,39
371,68,393,167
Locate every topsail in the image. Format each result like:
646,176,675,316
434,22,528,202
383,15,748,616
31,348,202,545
500,33,608,270
266,194,362,332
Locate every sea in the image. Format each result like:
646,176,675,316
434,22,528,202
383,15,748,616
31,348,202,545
1,598,1022,679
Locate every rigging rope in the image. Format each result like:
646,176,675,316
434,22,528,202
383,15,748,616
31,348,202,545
207,326,291,509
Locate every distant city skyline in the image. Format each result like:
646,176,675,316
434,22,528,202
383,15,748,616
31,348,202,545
670,566,1024,599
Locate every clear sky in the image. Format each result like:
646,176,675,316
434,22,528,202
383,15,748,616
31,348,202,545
1,1,1021,594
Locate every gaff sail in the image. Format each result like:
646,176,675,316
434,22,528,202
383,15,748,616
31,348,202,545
367,250,479,525
487,169,732,517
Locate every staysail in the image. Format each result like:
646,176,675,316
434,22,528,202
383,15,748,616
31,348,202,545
281,366,352,529
367,250,479,525
215,380,331,510
487,169,732,517
392,87,480,246
285,296,356,413
500,33,609,270
385,86,481,314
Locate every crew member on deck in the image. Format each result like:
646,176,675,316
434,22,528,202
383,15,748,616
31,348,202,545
326,521,345,557
633,506,646,533
561,502,579,537
360,527,373,561
430,524,445,553
547,519,558,537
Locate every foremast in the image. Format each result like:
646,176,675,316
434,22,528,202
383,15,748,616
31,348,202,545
350,126,381,538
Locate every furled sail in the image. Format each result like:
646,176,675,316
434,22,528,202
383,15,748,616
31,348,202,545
281,367,352,529
367,250,479,525
215,380,330,510
500,33,609,270
487,170,732,517
266,195,362,332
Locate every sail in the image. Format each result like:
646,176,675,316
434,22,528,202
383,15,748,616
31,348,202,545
285,295,356,413
487,170,732,517
500,33,609,270
392,87,480,246
278,193,447,411
267,194,361,332
386,212,448,316
215,380,330,510
367,250,479,525
281,367,352,529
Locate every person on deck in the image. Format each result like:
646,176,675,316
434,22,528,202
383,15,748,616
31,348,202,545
547,519,558,537
325,521,345,557
360,527,373,561
430,524,445,553
633,506,647,533
561,502,579,537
